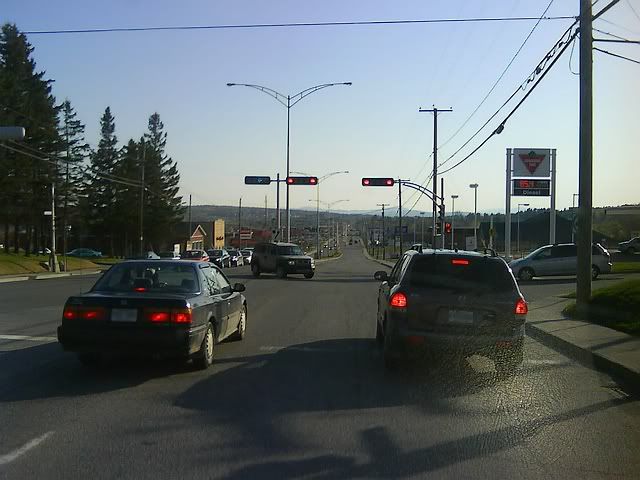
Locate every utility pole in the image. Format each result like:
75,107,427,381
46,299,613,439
264,195,268,229
276,173,281,240
440,178,445,249
398,180,403,254
139,141,145,256
451,195,458,249
238,197,242,249
286,95,291,241
50,180,60,272
377,203,389,260
187,194,192,247
63,120,70,272
419,106,453,247
577,0,593,312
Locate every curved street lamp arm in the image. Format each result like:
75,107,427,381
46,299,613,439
226,83,289,107
289,82,352,108
401,181,440,203
319,170,349,182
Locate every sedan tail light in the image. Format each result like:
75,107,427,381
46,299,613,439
144,308,192,324
172,308,192,324
389,292,408,308
63,305,107,321
515,298,528,315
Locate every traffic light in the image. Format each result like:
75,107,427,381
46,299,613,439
445,222,452,234
361,178,394,187
244,176,271,185
286,176,318,185
437,204,446,223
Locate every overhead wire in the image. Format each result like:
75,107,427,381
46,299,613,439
22,15,577,36
594,47,640,64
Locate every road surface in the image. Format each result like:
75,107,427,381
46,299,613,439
0,246,638,479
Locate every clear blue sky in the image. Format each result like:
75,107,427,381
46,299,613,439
2,0,639,216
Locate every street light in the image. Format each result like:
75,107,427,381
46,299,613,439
227,82,352,242
309,198,349,254
517,203,530,256
469,184,479,249
293,170,349,259
451,195,459,249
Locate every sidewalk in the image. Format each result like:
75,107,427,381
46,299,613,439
362,247,395,269
526,298,640,389
0,268,104,284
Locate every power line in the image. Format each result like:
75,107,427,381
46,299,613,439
22,15,577,36
626,0,640,24
593,27,633,40
436,21,578,173
437,0,557,152
594,46,640,64
597,17,640,35
439,27,579,176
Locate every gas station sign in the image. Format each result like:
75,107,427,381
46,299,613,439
512,179,550,196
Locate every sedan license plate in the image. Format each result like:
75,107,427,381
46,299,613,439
448,310,474,325
111,308,138,323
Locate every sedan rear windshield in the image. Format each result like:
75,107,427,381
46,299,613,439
93,263,199,294
277,246,303,255
208,250,223,257
408,256,515,293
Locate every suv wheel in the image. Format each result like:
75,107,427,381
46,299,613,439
304,272,314,279
518,268,534,282
251,263,261,277
276,266,287,279
591,265,600,280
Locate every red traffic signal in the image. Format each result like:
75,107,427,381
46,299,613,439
286,176,318,185
445,222,452,234
362,178,394,187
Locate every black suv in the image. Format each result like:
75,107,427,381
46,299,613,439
251,242,315,279
374,249,527,375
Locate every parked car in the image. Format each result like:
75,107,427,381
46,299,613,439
227,249,244,267
207,249,230,268
618,237,640,255
57,260,247,369
66,248,102,258
180,250,209,262
509,243,611,281
250,242,315,279
374,249,527,374
240,248,253,264
159,251,181,260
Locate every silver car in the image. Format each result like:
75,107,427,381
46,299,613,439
509,243,612,281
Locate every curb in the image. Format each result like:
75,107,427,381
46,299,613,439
315,252,343,264
526,302,640,393
0,276,29,284
362,247,395,269
0,269,103,284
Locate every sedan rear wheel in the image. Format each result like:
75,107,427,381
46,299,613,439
193,323,214,370
232,306,247,341
518,268,534,282
591,265,600,280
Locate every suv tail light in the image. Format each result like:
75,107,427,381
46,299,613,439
515,298,528,315
63,306,106,321
390,292,408,308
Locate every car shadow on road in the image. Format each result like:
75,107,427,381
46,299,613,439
0,343,197,402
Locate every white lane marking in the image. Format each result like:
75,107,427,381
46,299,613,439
0,334,57,342
524,359,565,366
0,431,54,466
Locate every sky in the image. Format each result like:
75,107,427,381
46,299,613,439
2,0,639,217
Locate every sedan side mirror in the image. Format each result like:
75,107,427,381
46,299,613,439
233,283,246,292
374,271,388,281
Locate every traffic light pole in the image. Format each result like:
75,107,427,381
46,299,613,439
377,203,390,260
398,180,403,255
440,178,445,249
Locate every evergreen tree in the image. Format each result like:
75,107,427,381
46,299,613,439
142,113,183,251
112,139,143,256
58,99,89,254
0,23,61,254
84,107,119,254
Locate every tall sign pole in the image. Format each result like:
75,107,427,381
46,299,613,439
577,0,593,311
377,203,390,260
550,148,557,244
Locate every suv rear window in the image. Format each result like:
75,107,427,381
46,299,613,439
408,256,515,293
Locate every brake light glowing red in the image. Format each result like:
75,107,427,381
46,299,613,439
390,292,407,308
63,306,77,320
83,308,106,320
451,259,470,265
63,306,106,320
172,309,192,324
134,287,146,292
148,311,170,323
515,298,528,315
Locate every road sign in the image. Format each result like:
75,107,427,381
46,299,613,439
513,148,551,177
244,176,271,185
362,178,394,186
286,176,318,185
239,232,252,240
512,179,550,196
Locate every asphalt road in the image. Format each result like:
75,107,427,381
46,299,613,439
0,246,638,479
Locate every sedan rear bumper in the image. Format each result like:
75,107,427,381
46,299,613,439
57,323,205,357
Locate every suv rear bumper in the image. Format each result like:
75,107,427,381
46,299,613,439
384,320,525,359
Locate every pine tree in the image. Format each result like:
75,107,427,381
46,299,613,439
142,113,183,251
0,23,61,255
58,99,89,255
112,139,142,256
84,107,119,255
